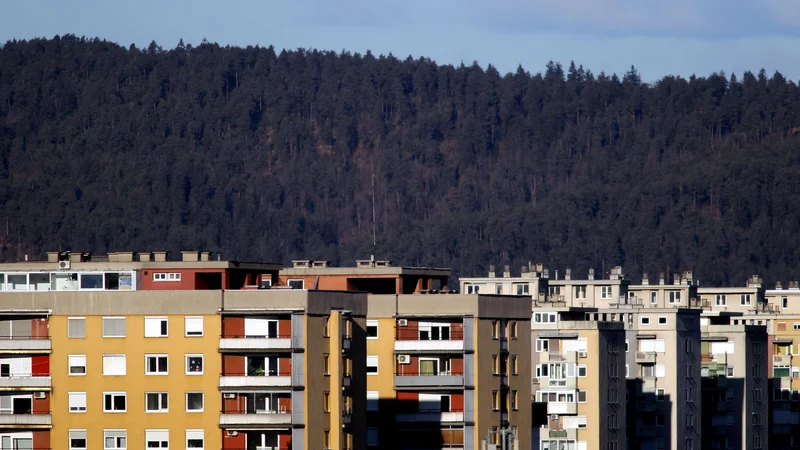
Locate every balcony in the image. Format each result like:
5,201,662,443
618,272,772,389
394,329,464,353
0,336,51,354
544,377,577,389
394,371,464,388
774,354,792,365
544,352,577,363
636,352,656,364
0,374,51,390
547,402,577,415
396,410,465,423
219,373,292,389
219,334,292,352
549,430,568,438
219,408,292,427
0,412,52,428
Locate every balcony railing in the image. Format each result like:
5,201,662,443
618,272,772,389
219,372,292,388
394,371,465,388
394,329,464,352
0,335,51,353
219,334,292,352
0,374,52,389
636,352,656,364
546,402,577,415
396,328,464,340
396,409,465,423
219,407,292,426
0,411,52,427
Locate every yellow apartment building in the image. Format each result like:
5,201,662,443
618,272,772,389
366,293,532,450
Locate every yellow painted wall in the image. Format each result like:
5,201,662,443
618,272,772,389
366,318,396,398
50,314,221,450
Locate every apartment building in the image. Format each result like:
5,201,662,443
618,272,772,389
366,294,532,450
627,272,698,309
0,255,368,450
698,319,768,450
0,250,282,291
531,308,626,450
278,259,451,294
460,263,549,298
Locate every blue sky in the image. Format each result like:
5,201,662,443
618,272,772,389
2,0,800,81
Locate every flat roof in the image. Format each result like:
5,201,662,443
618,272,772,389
698,287,760,293
0,261,283,271
280,266,451,276
367,294,531,319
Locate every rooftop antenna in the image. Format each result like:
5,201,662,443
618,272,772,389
371,169,377,256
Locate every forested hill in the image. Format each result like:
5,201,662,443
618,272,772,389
2,36,800,286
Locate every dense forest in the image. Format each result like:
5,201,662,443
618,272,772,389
2,35,800,286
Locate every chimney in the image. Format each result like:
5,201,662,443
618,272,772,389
47,252,59,263
748,275,762,288
641,272,649,285
69,252,84,263
673,274,680,285
503,265,511,278
588,268,595,280
153,252,168,262
776,281,783,290
200,252,212,262
659,273,665,285
293,260,312,268
139,252,152,262
181,251,200,262
312,261,331,268
790,281,800,290
682,271,693,285
521,265,529,275
488,265,496,278
565,268,572,280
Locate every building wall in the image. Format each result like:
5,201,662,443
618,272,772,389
303,314,330,450
510,317,532,448
50,314,221,450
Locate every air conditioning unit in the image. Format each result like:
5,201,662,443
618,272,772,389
58,260,71,269
34,392,46,399
398,355,411,364
532,378,540,384
398,319,408,326
223,393,236,399
578,351,588,358
225,431,238,437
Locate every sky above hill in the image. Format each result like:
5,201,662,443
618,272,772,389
2,0,800,81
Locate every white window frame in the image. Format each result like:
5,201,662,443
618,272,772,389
145,354,168,375
600,286,612,299
153,273,181,282
103,392,127,413
533,312,557,324
640,317,650,325
287,279,305,289
367,355,379,375
104,429,127,450
668,291,681,304
145,392,169,413
186,429,204,450
102,317,126,338
650,291,657,304
69,354,87,376
783,297,789,309
68,317,86,338
70,429,87,450
366,320,379,339
184,316,203,337
367,391,379,411
69,392,87,412
185,392,204,412
185,354,204,375
741,294,752,306
575,285,587,299
657,316,667,325
577,365,587,377
536,339,549,352
145,429,169,449
102,354,126,376
144,316,168,337
465,284,480,294
715,294,727,306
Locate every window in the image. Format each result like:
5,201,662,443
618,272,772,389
367,356,378,375
186,430,204,450
104,430,127,450
740,294,752,306
656,388,665,401
69,392,87,412
784,297,789,309
536,339,549,352
576,285,587,299
511,355,518,375
511,390,518,410
324,430,331,450
367,391,379,411
496,284,503,294
515,284,529,295
69,355,87,375
578,365,587,377
146,355,168,375
577,390,587,402
145,430,169,449
492,355,499,374
145,317,168,337
146,392,169,412
367,428,379,448
716,294,727,306
492,390,499,410
153,273,181,282
601,286,612,299
68,317,86,338
658,316,667,325
70,430,87,450
322,316,329,337
533,312,557,323
509,321,517,338
794,323,800,330
103,392,127,412
640,317,650,325
182,316,203,337
650,291,657,304
323,354,330,375
626,364,630,377
323,391,330,412
366,320,378,339
102,317,126,337
185,355,203,374
80,273,104,289
288,279,304,289
186,392,203,412
668,291,681,303
465,284,480,294
103,354,126,376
